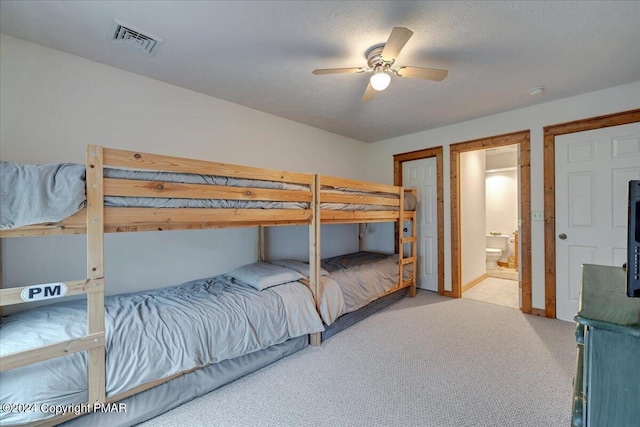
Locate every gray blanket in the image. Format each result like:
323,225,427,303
0,162,415,229
0,161,86,229
0,276,323,425
321,251,412,313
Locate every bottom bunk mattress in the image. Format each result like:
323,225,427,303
317,251,413,326
0,273,323,425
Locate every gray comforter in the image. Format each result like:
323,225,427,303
0,162,416,229
0,276,323,425
320,251,413,317
0,161,87,229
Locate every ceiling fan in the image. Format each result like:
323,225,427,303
312,27,448,102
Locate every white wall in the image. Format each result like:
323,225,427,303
0,34,366,297
366,81,640,310
486,150,518,170
486,170,518,238
460,151,487,285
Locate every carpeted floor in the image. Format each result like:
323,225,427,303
139,291,576,427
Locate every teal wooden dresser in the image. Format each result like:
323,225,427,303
572,264,640,427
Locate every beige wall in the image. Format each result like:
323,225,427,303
486,170,518,239
366,81,640,310
0,34,366,297
460,150,487,285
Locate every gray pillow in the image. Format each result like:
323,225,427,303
227,262,304,291
269,259,329,278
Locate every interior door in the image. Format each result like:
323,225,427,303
403,157,438,291
555,122,640,321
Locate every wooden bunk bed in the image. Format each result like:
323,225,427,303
308,176,417,339
0,145,416,426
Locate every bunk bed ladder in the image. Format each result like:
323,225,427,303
0,146,107,425
398,188,417,297
86,144,107,404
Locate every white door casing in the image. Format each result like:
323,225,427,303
555,122,640,321
403,158,438,291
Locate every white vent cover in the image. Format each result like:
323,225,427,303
112,19,163,55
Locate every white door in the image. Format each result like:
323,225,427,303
403,157,438,291
555,122,640,321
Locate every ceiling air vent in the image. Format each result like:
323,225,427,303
112,19,163,55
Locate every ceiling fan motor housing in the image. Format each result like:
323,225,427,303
366,44,394,70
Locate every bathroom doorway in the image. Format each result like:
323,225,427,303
450,130,532,313
460,145,520,308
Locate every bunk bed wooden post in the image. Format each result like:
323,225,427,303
398,188,409,296
309,174,321,346
258,226,266,261
86,144,106,404
0,241,3,318
410,210,417,295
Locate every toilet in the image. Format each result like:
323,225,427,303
486,234,509,270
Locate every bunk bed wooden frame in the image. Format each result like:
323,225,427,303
0,145,416,426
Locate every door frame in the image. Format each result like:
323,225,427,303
394,147,445,295
543,109,640,318
450,130,532,313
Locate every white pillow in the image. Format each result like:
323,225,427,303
268,259,329,277
227,262,304,291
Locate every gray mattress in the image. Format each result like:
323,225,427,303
0,161,416,229
0,275,323,425
321,251,413,316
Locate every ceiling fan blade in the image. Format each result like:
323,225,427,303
396,66,448,81
362,82,376,102
312,67,365,75
381,27,413,62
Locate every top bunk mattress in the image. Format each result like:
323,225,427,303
0,273,323,425
0,161,416,230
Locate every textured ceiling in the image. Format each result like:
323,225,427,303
1,1,639,142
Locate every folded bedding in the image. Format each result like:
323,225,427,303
0,272,323,425
0,161,416,230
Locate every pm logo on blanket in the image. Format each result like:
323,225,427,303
20,283,68,301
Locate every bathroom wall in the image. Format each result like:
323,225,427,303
485,149,518,170
485,169,518,260
460,150,487,286
485,148,518,260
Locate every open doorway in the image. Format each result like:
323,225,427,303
458,146,520,309
450,131,532,314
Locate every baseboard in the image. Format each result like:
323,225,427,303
462,273,488,293
497,261,509,267
531,308,546,317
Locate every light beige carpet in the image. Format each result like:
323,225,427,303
140,291,575,427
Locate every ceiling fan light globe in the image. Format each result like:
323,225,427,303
370,72,391,91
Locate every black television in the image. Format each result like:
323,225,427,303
628,180,640,297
